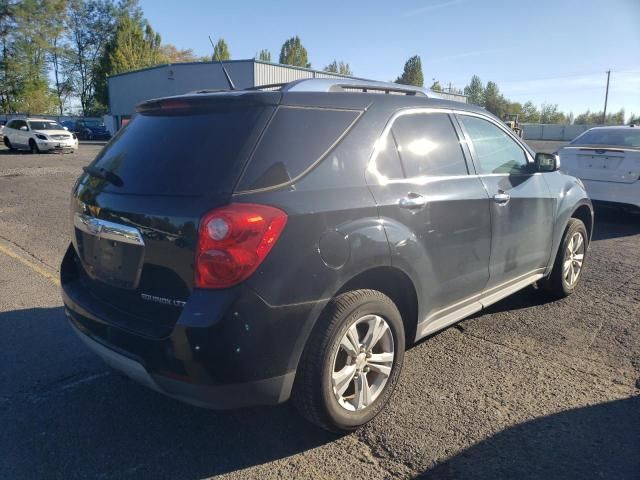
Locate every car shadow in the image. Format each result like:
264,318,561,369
419,396,640,480
592,204,640,241
0,306,336,479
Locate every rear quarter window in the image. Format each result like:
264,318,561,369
236,106,361,191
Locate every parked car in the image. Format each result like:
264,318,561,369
62,119,111,141
0,120,5,140
3,118,78,153
558,125,640,211
61,79,593,432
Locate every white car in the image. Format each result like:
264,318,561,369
559,125,640,210
3,118,78,153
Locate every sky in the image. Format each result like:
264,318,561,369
139,0,640,119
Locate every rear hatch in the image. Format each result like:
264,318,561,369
560,146,640,184
70,92,278,336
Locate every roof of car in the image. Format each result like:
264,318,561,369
25,118,60,122
586,125,637,130
142,80,485,117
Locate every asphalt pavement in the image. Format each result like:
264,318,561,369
0,142,638,479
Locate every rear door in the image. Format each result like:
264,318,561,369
457,113,555,294
366,109,491,335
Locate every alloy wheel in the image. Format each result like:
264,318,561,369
563,232,585,287
331,314,395,411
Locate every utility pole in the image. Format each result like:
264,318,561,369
602,69,611,125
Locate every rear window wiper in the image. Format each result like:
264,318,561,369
82,166,124,187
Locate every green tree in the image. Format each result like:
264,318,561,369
66,0,124,115
463,75,484,106
629,113,640,125
483,81,507,118
539,104,568,124
279,36,310,68
212,38,230,61
395,55,423,87
520,101,540,123
430,80,442,92
324,60,353,76
257,49,271,62
95,13,164,107
160,44,198,63
0,0,64,114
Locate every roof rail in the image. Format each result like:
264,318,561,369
281,78,438,97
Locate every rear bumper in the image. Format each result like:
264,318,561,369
61,245,321,409
582,179,640,208
68,319,295,409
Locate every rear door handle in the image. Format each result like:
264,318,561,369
492,191,511,205
398,193,427,210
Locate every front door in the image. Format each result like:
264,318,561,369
456,113,555,295
366,109,491,338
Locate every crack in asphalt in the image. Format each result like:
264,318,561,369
457,330,630,388
3,371,111,405
0,233,59,272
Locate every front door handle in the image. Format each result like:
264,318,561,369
493,191,511,205
398,193,427,210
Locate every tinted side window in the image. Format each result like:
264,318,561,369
460,115,528,174
6,120,16,129
370,133,404,179
237,106,360,191
390,113,468,177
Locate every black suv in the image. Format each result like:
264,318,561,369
62,119,111,141
61,79,593,432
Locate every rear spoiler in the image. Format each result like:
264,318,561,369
136,91,281,113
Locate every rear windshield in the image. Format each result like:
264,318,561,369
571,129,640,148
87,106,269,196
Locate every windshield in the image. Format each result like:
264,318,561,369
82,120,105,128
28,121,63,131
571,129,640,148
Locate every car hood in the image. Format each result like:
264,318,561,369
33,129,72,136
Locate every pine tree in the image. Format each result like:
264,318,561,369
463,75,484,106
212,38,230,61
324,60,353,76
257,49,271,62
279,36,310,68
395,55,423,87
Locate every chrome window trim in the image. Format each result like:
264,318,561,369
453,110,535,164
74,213,145,246
366,107,476,185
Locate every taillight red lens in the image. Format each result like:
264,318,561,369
195,203,288,288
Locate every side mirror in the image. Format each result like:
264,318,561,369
19,126,28,131
535,152,559,172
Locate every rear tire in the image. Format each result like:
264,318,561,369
539,218,588,299
3,137,15,150
292,289,405,432
29,139,40,154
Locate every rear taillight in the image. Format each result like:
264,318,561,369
195,203,288,288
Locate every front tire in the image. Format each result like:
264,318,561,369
293,289,405,432
29,139,40,154
540,218,588,299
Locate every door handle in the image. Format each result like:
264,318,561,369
492,191,511,205
398,193,427,210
